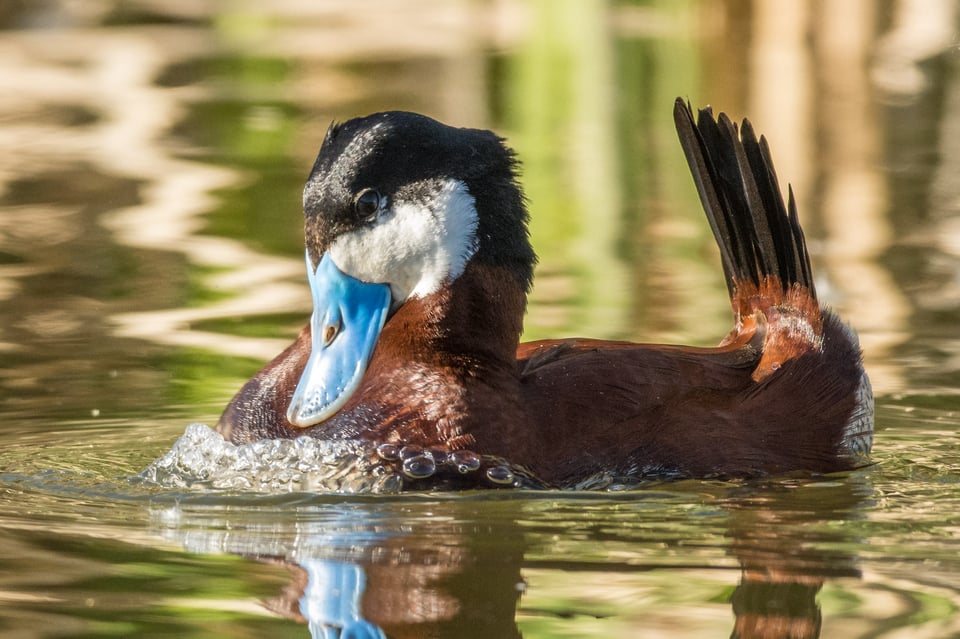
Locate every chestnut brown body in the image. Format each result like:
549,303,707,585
217,100,873,488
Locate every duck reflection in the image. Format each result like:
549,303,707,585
155,477,869,638
258,506,527,639
284,560,386,639
722,479,867,639
266,555,524,638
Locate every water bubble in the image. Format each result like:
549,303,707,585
402,454,436,480
485,465,515,486
376,443,400,461
450,450,480,473
400,445,424,461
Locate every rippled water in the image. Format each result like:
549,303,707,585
2,1,960,637
4,406,960,636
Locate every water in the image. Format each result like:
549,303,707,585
2,1,960,636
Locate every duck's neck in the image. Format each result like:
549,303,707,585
383,260,527,370
344,260,528,450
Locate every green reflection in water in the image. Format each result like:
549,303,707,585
183,98,304,257
155,348,260,416
498,0,728,344
167,52,303,258
1,527,298,636
194,313,306,340
503,0,624,340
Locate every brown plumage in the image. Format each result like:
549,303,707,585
216,99,873,488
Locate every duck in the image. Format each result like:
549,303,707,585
215,98,874,489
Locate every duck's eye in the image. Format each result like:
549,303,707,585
355,189,382,222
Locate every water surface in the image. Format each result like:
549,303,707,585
2,1,960,636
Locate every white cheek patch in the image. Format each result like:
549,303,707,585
328,178,479,302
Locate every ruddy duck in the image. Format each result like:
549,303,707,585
216,99,873,488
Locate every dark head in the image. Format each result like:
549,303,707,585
302,111,535,302
287,112,536,428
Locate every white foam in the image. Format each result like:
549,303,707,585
139,423,402,493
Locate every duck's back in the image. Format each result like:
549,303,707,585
515,309,870,486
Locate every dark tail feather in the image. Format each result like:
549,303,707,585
673,98,815,300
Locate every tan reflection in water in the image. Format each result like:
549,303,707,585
740,0,911,395
79,32,308,360
0,25,300,360
814,1,910,396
